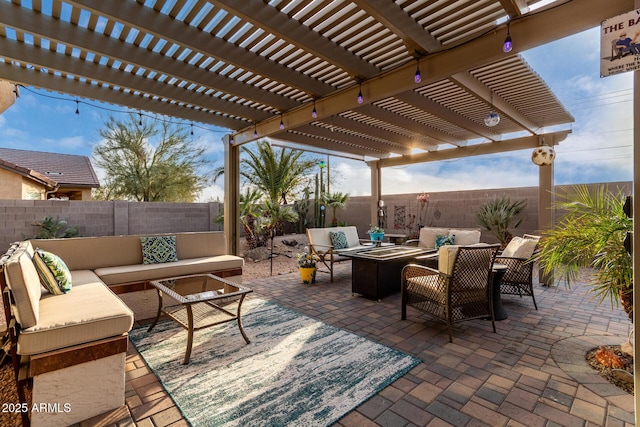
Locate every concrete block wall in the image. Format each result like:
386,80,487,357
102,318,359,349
0,200,223,252
325,182,631,244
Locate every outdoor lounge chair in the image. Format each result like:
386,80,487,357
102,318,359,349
496,234,541,310
401,244,500,342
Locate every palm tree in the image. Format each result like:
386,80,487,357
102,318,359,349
325,192,350,226
259,199,299,275
534,185,632,320
213,141,317,204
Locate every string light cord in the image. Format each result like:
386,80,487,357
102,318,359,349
15,84,228,134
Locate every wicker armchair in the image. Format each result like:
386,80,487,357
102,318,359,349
401,244,500,342
496,234,541,310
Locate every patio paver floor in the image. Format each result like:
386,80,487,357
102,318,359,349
80,264,634,427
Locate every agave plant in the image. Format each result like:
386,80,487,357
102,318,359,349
534,184,632,320
476,195,527,248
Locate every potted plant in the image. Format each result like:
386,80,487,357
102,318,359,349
476,195,527,248
368,225,385,243
534,184,632,320
296,247,320,284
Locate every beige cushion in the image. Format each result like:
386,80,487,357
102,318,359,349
17,272,134,355
438,245,461,275
3,241,41,328
94,255,244,285
34,232,230,270
418,227,449,249
502,236,538,259
449,229,481,246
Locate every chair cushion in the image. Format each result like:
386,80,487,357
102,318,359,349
3,242,41,328
329,231,349,249
502,236,538,259
418,227,449,249
449,229,481,246
33,248,73,295
438,245,461,275
141,236,178,264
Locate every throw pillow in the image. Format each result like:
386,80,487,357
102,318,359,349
33,248,72,295
435,234,455,250
329,231,349,250
501,236,538,259
141,236,179,264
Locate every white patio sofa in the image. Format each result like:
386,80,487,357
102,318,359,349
307,226,382,282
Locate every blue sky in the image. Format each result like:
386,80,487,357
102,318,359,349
0,26,633,201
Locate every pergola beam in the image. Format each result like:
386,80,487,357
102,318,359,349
350,0,442,55
0,1,299,114
273,132,386,158
376,130,570,168
68,0,334,97
211,0,380,80
0,63,245,129
235,0,628,145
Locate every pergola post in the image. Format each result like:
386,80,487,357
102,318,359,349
633,52,639,424
223,135,241,256
368,160,382,228
538,162,554,285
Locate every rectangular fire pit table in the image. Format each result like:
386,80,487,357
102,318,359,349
343,246,434,300
147,274,253,364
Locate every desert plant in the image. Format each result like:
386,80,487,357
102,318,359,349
534,185,632,320
32,215,79,239
476,195,527,247
325,191,349,227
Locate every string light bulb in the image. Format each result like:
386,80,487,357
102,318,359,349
503,22,512,53
484,92,500,127
312,101,317,119
138,112,143,126
414,59,422,84
253,124,258,138
230,135,234,144
190,123,194,135
357,83,363,104
75,100,80,115
279,114,284,130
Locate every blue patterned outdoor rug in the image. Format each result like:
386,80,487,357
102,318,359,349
129,298,420,427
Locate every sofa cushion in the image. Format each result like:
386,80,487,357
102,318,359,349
418,227,449,249
449,229,481,246
94,255,244,286
502,236,538,259
17,273,134,355
3,241,41,328
33,248,72,295
141,235,178,264
329,231,349,249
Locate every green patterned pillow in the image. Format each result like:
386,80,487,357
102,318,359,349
435,234,455,250
141,236,179,264
329,231,349,249
33,248,72,295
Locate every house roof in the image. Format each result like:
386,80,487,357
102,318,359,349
0,148,100,188
0,0,627,160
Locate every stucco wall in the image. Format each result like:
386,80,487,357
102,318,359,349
0,168,26,199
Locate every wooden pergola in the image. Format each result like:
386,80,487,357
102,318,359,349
0,0,638,418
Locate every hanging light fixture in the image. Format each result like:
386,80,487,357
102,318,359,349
503,22,513,53
279,114,284,130
414,58,422,84
484,92,500,127
357,83,363,104
532,136,555,166
312,100,317,119
253,124,258,138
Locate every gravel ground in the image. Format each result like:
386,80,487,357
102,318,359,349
240,233,310,281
